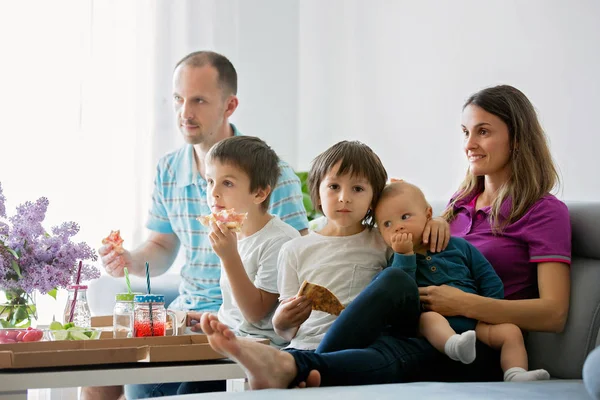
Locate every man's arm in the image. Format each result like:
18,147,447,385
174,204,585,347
129,231,180,276
101,231,180,278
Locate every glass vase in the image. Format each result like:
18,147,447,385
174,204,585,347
0,289,37,328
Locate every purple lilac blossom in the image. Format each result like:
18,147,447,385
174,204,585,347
0,182,6,218
0,184,99,294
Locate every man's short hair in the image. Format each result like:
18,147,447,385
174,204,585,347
206,136,280,211
175,51,237,96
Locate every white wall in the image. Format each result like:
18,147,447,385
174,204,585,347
165,0,600,202
294,0,600,202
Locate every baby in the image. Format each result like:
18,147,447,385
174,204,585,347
374,180,549,382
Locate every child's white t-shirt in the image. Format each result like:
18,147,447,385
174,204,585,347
217,216,300,347
277,228,389,350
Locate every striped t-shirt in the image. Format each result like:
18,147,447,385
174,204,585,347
146,125,308,311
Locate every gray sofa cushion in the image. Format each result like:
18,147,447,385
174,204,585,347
88,273,181,317
183,380,587,399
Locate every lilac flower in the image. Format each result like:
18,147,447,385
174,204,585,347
0,182,6,218
0,182,100,295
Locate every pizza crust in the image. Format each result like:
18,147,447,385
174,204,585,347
197,209,247,233
297,280,345,316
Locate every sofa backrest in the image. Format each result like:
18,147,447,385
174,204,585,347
429,201,600,379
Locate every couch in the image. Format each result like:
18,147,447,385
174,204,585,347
88,202,600,399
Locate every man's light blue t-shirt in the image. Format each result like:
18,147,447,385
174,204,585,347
146,125,308,312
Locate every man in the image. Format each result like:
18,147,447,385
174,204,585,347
91,51,308,399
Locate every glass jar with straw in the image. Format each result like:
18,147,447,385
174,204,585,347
132,262,178,337
63,261,91,327
113,268,140,338
63,285,91,327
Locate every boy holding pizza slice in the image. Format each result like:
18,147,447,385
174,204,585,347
188,135,300,347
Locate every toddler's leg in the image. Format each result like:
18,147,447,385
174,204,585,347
420,312,476,364
476,322,549,382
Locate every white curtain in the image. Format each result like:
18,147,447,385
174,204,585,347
0,0,161,323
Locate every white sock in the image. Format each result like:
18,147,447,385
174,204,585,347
444,330,476,364
504,367,550,382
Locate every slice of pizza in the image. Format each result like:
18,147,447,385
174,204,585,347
197,208,248,233
297,280,345,316
102,230,124,254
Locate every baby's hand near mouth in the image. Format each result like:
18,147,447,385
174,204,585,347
391,232,414,255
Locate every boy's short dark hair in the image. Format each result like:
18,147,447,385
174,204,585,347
308,141,388,228
207,136,280,211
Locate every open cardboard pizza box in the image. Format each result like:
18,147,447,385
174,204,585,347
0,334,268,369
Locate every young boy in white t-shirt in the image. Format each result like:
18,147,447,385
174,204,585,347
188,136,299,346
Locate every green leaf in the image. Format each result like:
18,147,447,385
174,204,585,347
11,305,29,326
0,319,15,328
302,193,314,215
11,259,22,278
47,288,58,300
295,171,308,183
5,247,19,259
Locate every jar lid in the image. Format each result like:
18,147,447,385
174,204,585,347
134,294,165,303
67,285,88,290
115,293,140,302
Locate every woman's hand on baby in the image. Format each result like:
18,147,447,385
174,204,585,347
208,221,238,261
419,285,467,316
422,217,450,253
391,233,414,254
273,296,312,330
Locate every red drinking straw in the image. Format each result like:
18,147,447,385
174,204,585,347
68,261,83,323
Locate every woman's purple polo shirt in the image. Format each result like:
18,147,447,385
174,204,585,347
449,192,571,300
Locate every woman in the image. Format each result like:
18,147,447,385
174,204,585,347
198,84,571,389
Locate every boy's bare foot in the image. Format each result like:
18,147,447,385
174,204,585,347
200,313,299,389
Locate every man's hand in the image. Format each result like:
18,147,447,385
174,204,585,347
391,232,414,254
208,221,238,262
99,244,133,277
273,296,312,331
422,217,450,253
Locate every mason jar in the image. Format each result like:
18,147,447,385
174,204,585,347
133,294,178,337
113,292,141,338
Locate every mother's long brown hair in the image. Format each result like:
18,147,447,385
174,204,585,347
442,85,560,232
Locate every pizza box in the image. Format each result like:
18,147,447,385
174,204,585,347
0,340,146,369
0,334,268,369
